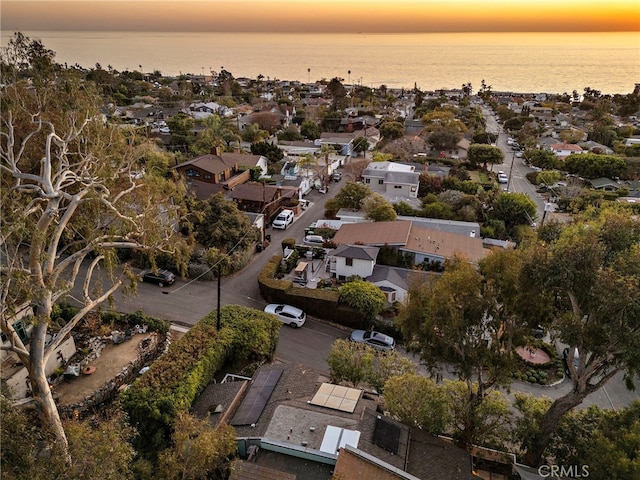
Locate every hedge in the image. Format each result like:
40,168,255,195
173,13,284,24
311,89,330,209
119,305,280,457
258,255,365,328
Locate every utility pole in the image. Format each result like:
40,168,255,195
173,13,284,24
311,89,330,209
217,263,222,330
506,152,515,192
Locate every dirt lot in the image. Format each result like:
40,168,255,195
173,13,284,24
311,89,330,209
54,328,185,406
54,336,146,406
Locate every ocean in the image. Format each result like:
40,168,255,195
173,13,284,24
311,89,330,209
2,31,639,95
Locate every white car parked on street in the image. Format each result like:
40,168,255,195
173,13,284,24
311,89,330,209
264,304,306,328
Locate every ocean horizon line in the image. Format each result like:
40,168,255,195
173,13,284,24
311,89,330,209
2,30,637,95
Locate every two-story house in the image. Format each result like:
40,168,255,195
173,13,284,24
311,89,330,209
227,182,299,222
173,147,267,200
361,161,419,201
328,244,379,281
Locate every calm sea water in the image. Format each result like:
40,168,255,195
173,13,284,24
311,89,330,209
2,31,639,95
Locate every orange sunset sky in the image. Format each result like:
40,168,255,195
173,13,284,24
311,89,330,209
2,0,639,33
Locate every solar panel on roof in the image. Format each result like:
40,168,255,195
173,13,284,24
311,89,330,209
231,367,284,426
373,416,401,455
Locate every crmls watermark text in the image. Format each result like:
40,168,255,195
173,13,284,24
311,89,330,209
538,465,590,478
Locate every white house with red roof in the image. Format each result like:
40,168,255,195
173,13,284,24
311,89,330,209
550,143,584,158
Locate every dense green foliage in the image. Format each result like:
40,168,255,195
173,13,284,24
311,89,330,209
467,144,504,168
564,152,627,179
327,339,416,391
1,396,136,480
339,280,386,327
189,193,260,252
119,305,280,457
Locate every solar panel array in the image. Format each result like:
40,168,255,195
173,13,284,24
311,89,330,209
373,415,402,455
309,383,361,413
231,367,284,426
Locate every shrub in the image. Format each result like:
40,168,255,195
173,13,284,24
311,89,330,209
187,262,215,281
52,302,80,323
281,238,296,251
120,305,280,459
126,310,170,334
100,310,122,325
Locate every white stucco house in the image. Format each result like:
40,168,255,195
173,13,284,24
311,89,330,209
328,244,379,281
361,161,419,201
549,143,584,158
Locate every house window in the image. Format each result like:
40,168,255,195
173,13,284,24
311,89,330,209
365,178,370,184
5,320,30,345
219,172,226,182
378,179,384,185
204,174,212,180
394,185,402,189
411,186,417,192
185,168,200,177
345,257,353,266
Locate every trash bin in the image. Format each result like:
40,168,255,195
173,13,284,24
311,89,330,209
256,243,263,252
265,234,271,242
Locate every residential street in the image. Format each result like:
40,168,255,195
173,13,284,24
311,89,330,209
75,154,640,412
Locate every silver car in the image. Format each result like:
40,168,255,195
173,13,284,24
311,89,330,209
350,330,395,351
264,304,306,328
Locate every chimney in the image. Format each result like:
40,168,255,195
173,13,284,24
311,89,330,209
212,145,222,156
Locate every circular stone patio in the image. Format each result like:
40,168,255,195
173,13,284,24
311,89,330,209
516,346,551,365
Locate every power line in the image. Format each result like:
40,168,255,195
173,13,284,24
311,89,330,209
162,226,255,295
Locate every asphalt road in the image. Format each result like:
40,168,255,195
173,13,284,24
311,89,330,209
106,182,347,375
72,155,640,410
484,107,546,220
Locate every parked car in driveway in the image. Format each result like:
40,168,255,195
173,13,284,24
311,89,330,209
350,330,396,351
272,209,294,229
139,269,176,287
303,234,325,246
264,304,306,328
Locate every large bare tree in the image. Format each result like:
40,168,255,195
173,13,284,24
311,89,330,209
0,34,186,458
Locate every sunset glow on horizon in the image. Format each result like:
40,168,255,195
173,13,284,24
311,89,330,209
2,0,639,33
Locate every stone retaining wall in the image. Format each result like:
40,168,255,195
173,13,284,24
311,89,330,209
59,331,170,419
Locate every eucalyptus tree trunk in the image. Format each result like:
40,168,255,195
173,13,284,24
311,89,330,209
28,323,69,456
522,390,585,467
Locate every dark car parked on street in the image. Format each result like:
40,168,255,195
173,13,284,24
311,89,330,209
139,269,176,287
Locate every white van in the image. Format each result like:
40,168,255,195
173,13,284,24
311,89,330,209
303,234,324,246
272,209,294,229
